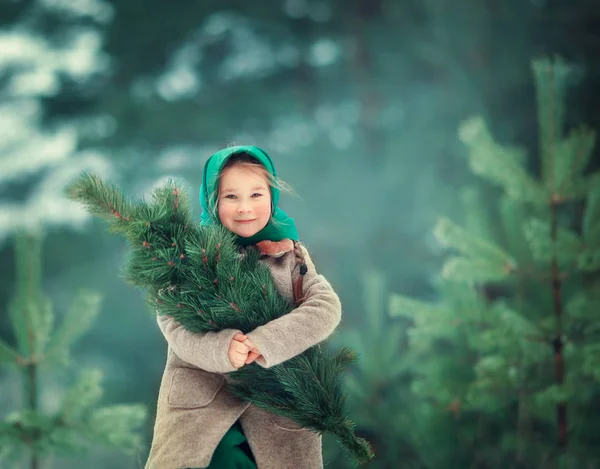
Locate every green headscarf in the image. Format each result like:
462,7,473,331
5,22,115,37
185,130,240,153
199,145,299,246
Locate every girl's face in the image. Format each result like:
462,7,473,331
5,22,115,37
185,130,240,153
217,164,272,238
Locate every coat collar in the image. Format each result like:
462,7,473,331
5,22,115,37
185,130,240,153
255,239,294,258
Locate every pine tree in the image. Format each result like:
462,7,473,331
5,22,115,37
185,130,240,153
389,56,600,468
0,230,147,469
65,175,374,465
324,270,425,469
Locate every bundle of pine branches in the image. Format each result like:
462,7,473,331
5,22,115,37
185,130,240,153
66,172,373,465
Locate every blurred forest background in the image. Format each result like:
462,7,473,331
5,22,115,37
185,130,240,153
1,0,600,468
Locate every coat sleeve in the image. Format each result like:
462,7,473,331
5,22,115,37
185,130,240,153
156,315,242,373
245,245,342,368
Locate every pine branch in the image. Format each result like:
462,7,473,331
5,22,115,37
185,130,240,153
582,185,600,245
555,126,596,198
433,217,516,282
44,290,102,367
0,338,24,365
1,228,147,467
65,171,135,225
458,116,547,207
66,173,374,465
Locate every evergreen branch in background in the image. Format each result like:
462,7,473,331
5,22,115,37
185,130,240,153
0,339,22,365
433,217,516,282
43,291,102,367
582,186,600,245
458,116,548,207
0,230,147,469
326,271,422,468
386,56,600,466
522,218,581,265
66,171,374,465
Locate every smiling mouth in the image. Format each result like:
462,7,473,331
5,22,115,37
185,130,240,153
236,219,256,223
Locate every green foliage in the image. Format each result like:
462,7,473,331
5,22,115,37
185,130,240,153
324,271,426,469
0,231,147,468
0,339,20,365
388,56,600,468
43,290,102,367
60,369,104,423
459,116,548,207
66,171,374,465
8,232,53,359
86,404,147,451
583,186,600,244
532,57,597,199
5,2,600,468
433,217,515,283
522,218,581,266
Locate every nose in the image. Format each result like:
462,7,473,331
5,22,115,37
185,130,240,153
237,201,251,214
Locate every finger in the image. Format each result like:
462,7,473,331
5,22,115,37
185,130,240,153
245,351,261,364
233,333,247,342
247,355,262,365
243,339,258,350
234,342,249,352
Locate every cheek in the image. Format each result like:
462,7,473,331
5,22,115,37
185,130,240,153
260,198,272,216
217,202,232,221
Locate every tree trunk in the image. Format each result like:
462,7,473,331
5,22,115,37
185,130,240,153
550,198,567,450
27,361,39,469
350,0,383,161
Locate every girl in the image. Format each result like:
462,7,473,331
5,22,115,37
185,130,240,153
145,145,342,469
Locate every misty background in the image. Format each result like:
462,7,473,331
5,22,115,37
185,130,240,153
1,1,600,468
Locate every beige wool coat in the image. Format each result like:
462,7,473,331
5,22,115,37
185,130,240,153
144,243,342,469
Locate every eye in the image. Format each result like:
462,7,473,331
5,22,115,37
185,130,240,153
224,194,236,199
252,193,263,197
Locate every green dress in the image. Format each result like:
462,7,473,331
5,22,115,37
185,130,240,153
188,420,257,469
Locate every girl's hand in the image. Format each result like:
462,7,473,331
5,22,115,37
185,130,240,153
241,338,262,365
228,333,250,368
245,349,262,365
